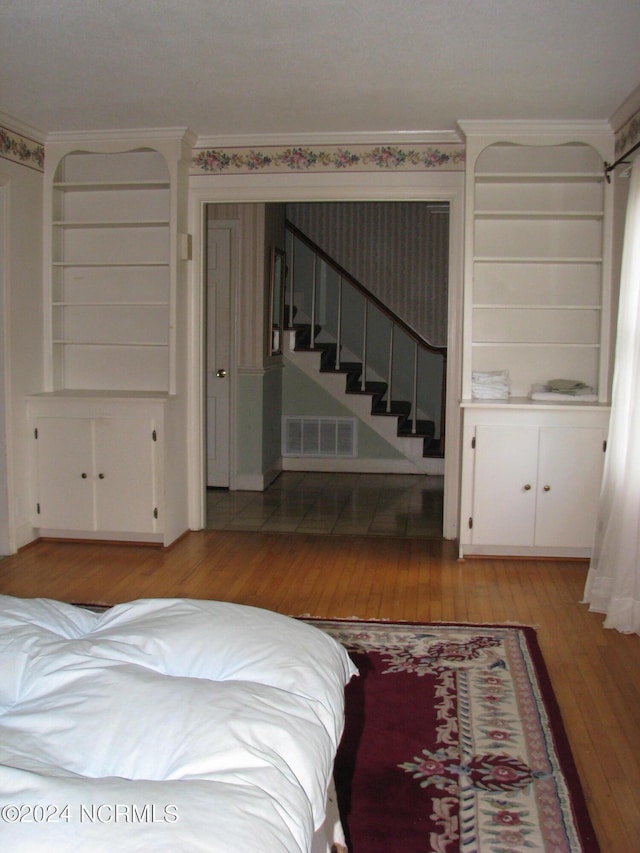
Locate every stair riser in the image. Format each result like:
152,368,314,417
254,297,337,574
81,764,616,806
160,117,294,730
286,349,422,446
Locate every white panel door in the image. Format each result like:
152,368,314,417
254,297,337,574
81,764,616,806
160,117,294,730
471,425,539,546
206,225,232,487
36,417,94,530
94,418,157,533
535,427,606,548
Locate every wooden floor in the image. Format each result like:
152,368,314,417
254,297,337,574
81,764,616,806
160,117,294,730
1,530,639,851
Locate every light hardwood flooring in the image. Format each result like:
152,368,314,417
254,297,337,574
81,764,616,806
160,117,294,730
0,530,638,851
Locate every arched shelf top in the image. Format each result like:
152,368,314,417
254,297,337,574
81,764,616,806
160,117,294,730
473,140,605,180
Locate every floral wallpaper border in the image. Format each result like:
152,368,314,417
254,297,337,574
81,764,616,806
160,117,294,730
0,124,45,172
3,116,636,177
614,105,640,161
191,143,465,176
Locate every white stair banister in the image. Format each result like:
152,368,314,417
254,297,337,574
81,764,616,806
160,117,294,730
336,276,343,370
310,255,318,349
412,342,418,435
361,300,368,391
287,232,295,327
386,324,394,413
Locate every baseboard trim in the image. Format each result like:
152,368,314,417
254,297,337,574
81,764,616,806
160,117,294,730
281,457,444,475
235,467,282,492
459,544,592,559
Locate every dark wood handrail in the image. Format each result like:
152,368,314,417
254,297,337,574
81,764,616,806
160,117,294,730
285,220,447,357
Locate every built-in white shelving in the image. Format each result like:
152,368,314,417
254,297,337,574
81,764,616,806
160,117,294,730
45,143,182,393
459,125,613,400
36,130,194,545
457,121,614,557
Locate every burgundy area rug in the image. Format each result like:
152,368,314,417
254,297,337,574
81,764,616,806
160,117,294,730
309,620,599,853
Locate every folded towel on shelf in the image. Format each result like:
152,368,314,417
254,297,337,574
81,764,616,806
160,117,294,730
547,379,593,393
472,369,510,400
529,380,598,402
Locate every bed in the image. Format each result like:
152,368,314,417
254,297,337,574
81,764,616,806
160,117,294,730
0,595,357,852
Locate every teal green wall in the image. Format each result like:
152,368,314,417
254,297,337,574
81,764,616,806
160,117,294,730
263,366,283,469
236,374,263,476
236,367,283,477
236,357,406,481
282,358,404,460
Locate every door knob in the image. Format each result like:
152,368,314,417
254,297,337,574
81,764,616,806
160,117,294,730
543,485,551,492
216,369,227,378
523,483,532,491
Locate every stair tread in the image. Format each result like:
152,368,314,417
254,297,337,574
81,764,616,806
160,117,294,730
399,420,435,435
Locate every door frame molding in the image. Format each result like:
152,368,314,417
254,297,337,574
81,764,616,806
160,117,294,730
0,181,12,554
187,171,464,538
188,203,239,528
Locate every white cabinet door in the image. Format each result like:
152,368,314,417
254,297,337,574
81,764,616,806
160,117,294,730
536,427,606,548
35,416,158,535
463,414,608,554
36,417,94,530
471,425,539,546
94,418,157,533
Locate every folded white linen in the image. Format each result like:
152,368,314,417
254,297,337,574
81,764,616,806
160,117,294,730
529,382,598,402
472,369,510,399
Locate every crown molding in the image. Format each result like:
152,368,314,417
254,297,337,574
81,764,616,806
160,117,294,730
194,129,463,149
457,119,613,138
45,126,197,147
609,83,640,133
0,111,46,144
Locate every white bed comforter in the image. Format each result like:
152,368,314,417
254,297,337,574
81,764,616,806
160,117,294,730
0,595,357,852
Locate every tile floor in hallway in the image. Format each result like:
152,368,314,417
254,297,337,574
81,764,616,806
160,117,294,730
206,471,444,537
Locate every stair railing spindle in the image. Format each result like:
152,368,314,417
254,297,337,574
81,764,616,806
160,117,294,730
310,254,317,349
386,324,394,413
361,300,368,391
336,276,343,370
412,342,418,434
288,236,295,329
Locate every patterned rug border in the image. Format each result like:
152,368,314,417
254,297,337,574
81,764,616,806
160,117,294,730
309,617,599,852
69,606,597,849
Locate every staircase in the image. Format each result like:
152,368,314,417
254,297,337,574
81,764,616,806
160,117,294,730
281,222,446,473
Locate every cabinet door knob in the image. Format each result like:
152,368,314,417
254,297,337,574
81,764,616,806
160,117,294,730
81,472,88,479
216,368,227,378
523,483,532,491
543,484,551,492
98,473,105,479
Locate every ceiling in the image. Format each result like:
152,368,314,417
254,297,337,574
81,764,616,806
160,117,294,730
2,0,640,141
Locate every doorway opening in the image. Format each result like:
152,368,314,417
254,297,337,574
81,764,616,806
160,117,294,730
204,200,450,537
190,171,464,541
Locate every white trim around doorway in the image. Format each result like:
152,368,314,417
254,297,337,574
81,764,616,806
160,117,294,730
187,170,464,540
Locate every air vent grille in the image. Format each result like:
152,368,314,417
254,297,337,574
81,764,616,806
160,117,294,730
282,417,357,457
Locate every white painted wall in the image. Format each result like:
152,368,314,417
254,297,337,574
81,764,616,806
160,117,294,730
0,184,9,553
0,156,45,551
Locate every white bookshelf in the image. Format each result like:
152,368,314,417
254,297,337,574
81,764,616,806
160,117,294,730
459,123,613,401
456,121,613,557
36,131,194,544
46,144,178,393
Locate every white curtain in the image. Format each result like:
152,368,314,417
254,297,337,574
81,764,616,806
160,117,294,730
584,155,640,633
